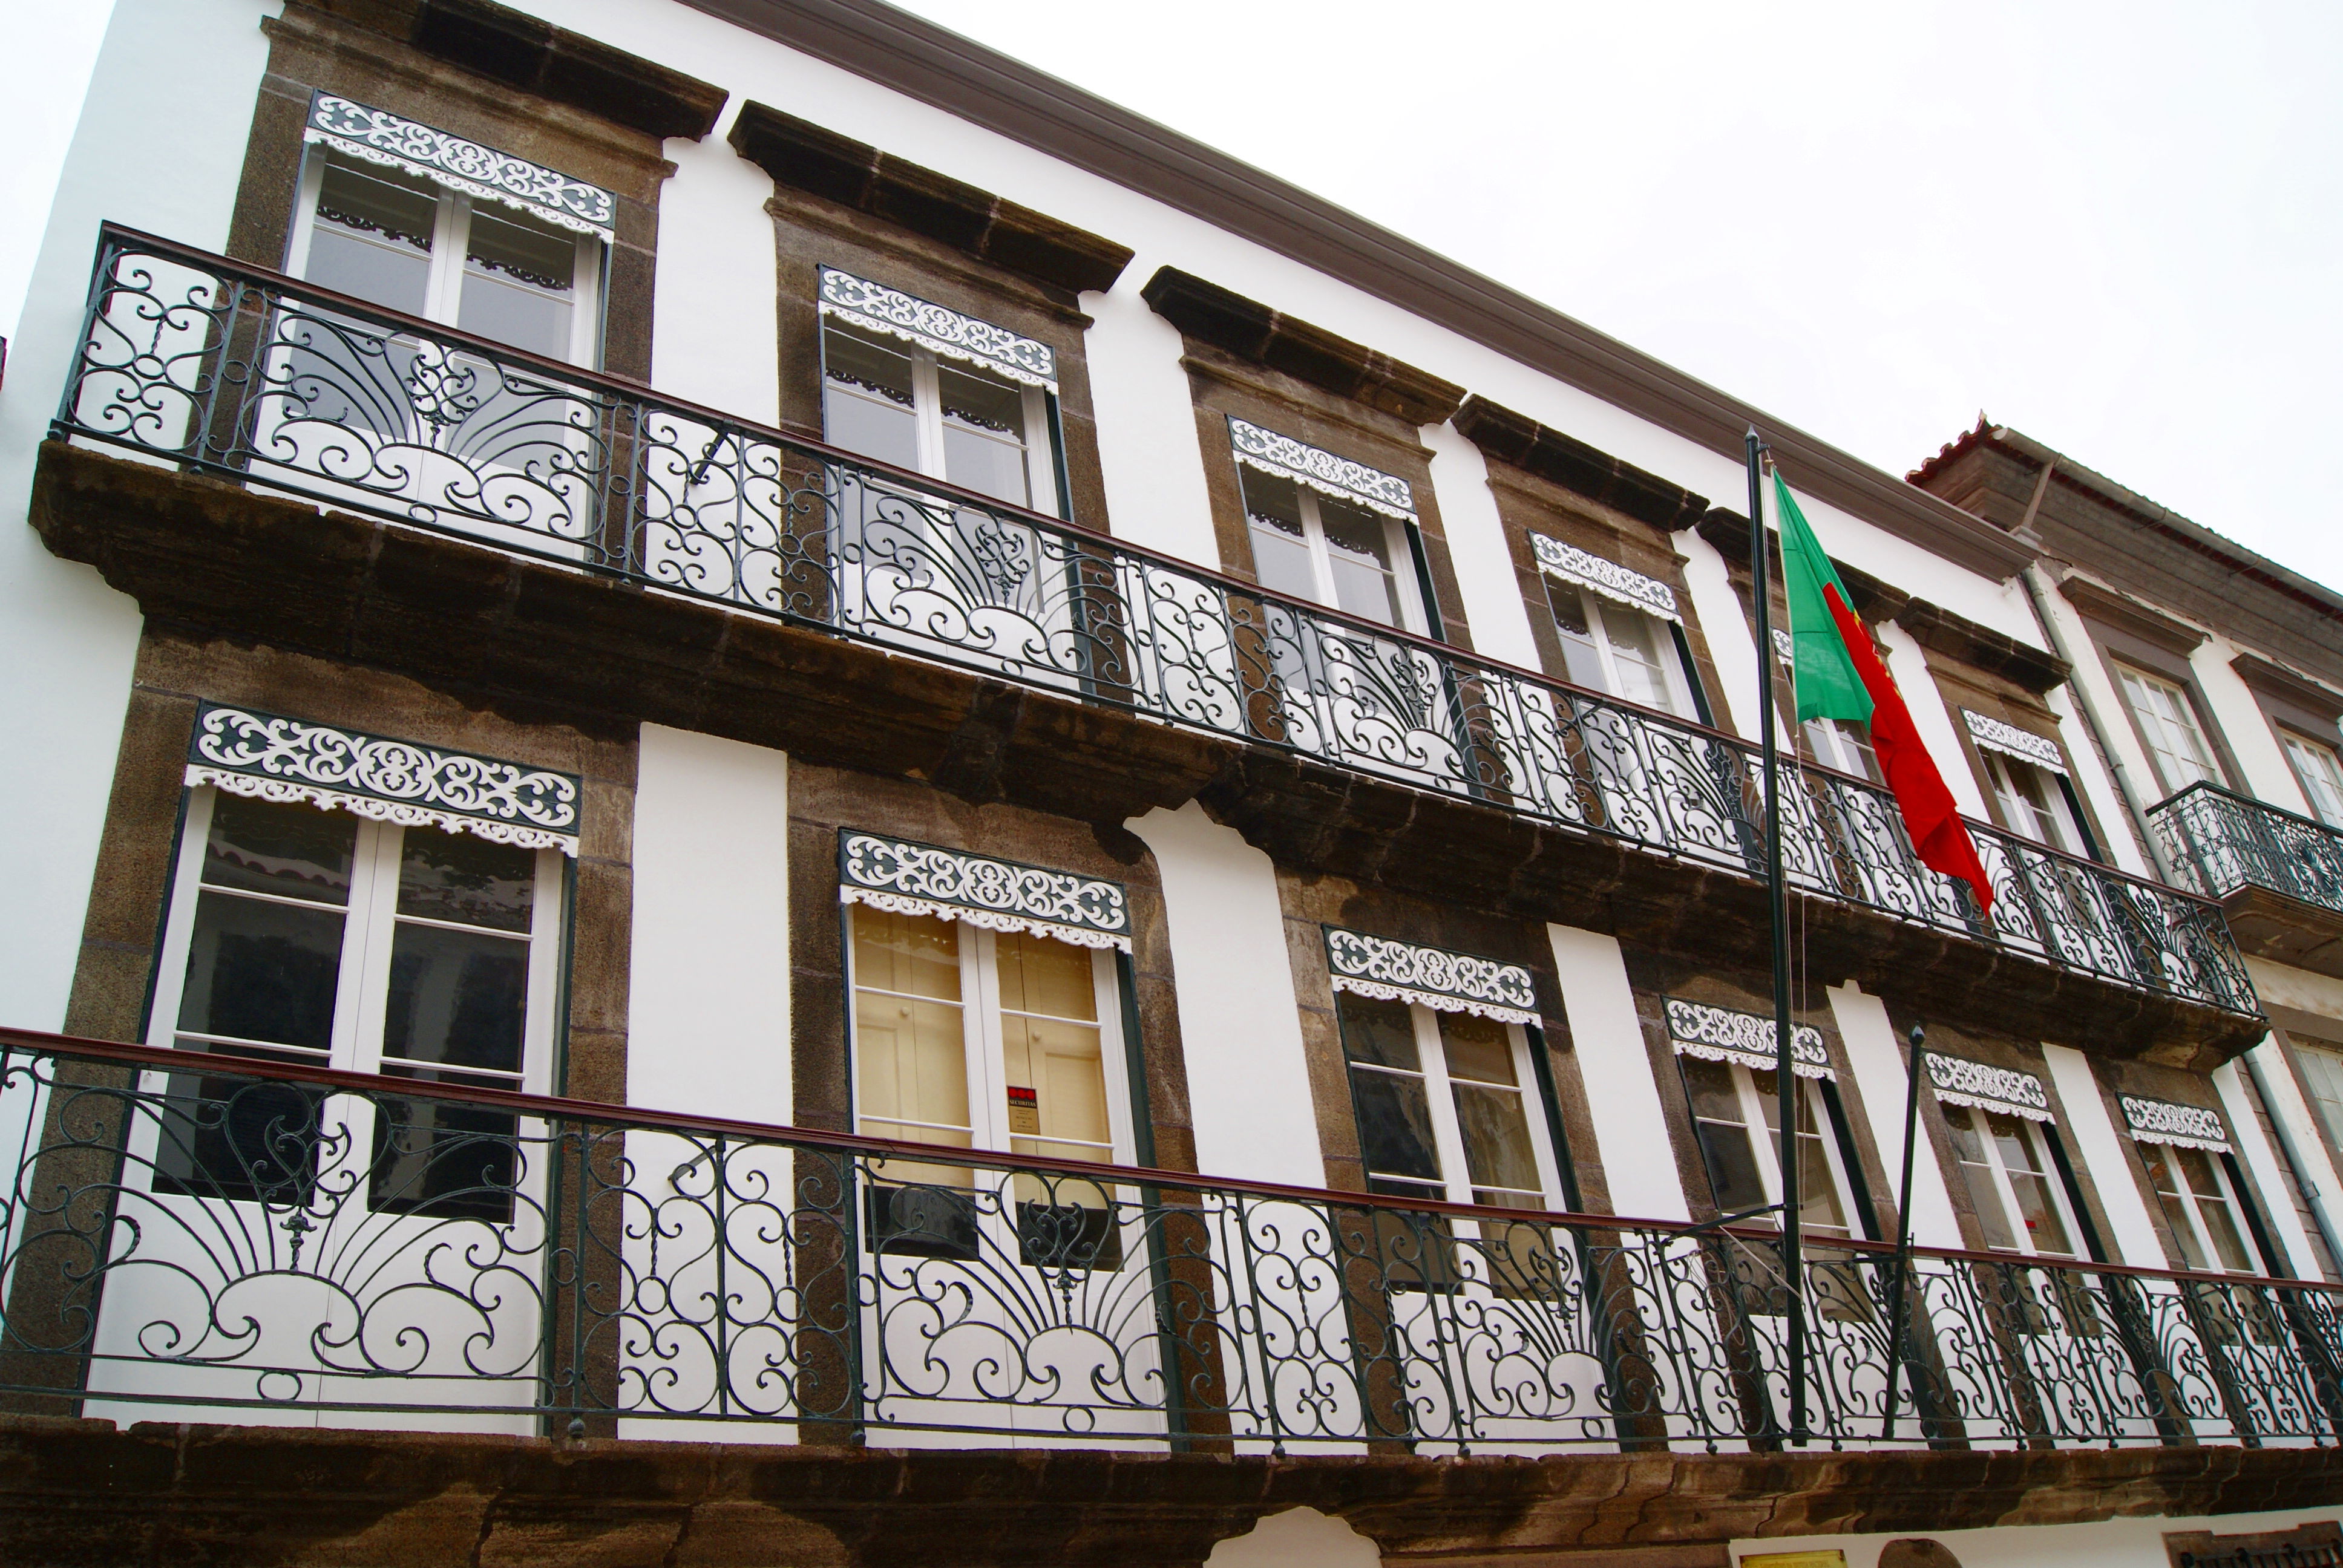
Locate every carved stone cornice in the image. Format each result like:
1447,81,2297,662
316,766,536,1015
2058,573,2209,657
1454,396,1708,534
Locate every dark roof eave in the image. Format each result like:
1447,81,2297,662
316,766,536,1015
679,0,2037,583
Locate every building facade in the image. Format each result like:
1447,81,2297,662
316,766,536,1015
1,2,2338,1564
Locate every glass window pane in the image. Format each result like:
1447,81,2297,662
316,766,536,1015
1797,1131,1848,1235
369,1096,519,1220
1452,1082,1539,1202
1437,1011,1517,1086
1240,470,1320,604
938,363,1031,507
1695,1120,1769,1214
458,206,579,360
2293,1039,2343,1154
854,988,969,1139
307,158,435,315
1337,993,1421,1071
397,827,533,932
177,890,346,1053
1547,583,1608,691
1319,500,1403,627
2006,1171,2074,1256
1350,1066,1442,1186
993,930,1095,1021
1603,607,1676,713
1957,1157,2019,1250
853,909,962,1001
1680,1057,1746,1124
823,325,920,471
203,795,357,906
2286,734,2343,826
382,922,528,1075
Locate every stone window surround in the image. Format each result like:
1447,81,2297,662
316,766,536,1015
1178,352,1472,651
229,5,692,383
766,189,1116,534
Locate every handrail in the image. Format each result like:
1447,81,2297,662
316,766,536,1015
51,224,2256,1021
10,1025,2325,1295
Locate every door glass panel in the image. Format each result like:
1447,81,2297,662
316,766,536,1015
852,910,973,1185
937,363,1031,506
822,324,920,473
2286,734,2343,826
203,793,358,906
1948,1110,2020,1250
1319,498,1403,627
306,158,435,315
994,932,1107,1163
1754,1070,1848,1238
1603,606,1676,713
2176,1146,2255,1271
176,893,347,1055
457,204,578,361
1440,1012,1538,1204
1240,469,1320,604
1339,993,1441,1197
1546,583,1609,692
1682,1057,1768,1215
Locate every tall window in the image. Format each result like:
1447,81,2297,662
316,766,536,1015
1679,1059,1855,1242
1803,717,1879,782
1947,1106,2078,1257
819,302,1062,515
849,907,1132,1264
149,788,564,1220
2282,731,2343,827
2140,1141,2256,1274
2292,1036,2343,1157
2115,664,2224,795
1982,750,2087,855
287,148,605,366
1547,582,1700,719
1339,993,1555,1209
1242,468,1427,633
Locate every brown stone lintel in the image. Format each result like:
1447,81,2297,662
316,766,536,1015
2221,883,2343,982
2057,572,2210,658
1697,508,2069,694
1144,267,1466,426
1,1414,2339,1568
30,441,2260,1069
1453,395,1708,535
730,100,1134,297
2232,647,2343,720
295,0,728,141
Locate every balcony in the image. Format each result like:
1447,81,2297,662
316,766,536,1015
4,1027,2341,1452
2152,782,2343,980
34,225,2261,1062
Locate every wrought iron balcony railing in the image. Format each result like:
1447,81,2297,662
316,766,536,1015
2151,780,2343,918
2,1028,2339,1449
50,224,2255,1018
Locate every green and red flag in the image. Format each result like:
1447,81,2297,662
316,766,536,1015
1772,472,1993,913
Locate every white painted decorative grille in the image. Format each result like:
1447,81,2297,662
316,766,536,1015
304,93,614,236
839,832,1130,951
1227,417,1415,520
1663,998,1833,1080
2120,1094,2232,1153
1925,1054,2054,1122
1322,927,1538,1026
1772,628,1795,666
1963,710,2068,775
1529,534,1681,624
186,704,580,854
818,267,1058,391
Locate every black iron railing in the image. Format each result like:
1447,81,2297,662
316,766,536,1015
51,224,2255,1018
2152,781,2343,918
2,1030,2339,1449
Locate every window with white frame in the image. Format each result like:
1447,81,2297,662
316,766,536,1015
2291,1036,2343,1157
1803,717,1879,782
2282,730,2343,828
1231,419,1432,635
818,269,1063,515
1665,999,1858,1245
1530,534,1701,719
1946,1105,2079,1257
149,708,575,1221
2114,664,2226,795
842,834,1135,1267
1981,750,2086,854
2120,1094,2259,1274
287,95,609,366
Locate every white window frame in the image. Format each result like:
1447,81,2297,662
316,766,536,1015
1683,1059,1859,1241
821,318,1063,518
844,909,1137,1176
2114,662,2226,795
2139,1137,2259,1275
1245,482,1430,637
2281,729,2343,828
286,148,605,368
2292,1036,2343,1157
1947,1103,2082,1258
1981,748,2086,855
1547,581,1696,718
1343,999,1566,1212
1802,716,1878,782
143,785,566,1178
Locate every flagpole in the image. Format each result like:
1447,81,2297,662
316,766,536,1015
1746,428,1804,1443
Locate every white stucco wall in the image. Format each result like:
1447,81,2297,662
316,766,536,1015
1418,421,1538,670
1126,803,1322,1189
1676,526,1765,740
626,725,793,1123
649,101,781,427
1546,923,1688,1222
2193,635,2312,813
2213,1056,2320,1278
1827,984,1962,1249
0,0,278,1032
2040,1044,2166,1269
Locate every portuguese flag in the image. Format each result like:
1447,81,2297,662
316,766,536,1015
1772,474,1993,912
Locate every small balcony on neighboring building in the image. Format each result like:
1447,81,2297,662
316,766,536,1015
2153,780,2343,979
31,224,2265,1064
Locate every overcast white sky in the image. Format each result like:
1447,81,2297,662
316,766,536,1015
12,2,2339,589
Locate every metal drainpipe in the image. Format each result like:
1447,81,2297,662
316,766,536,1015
2004,456,2181,884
